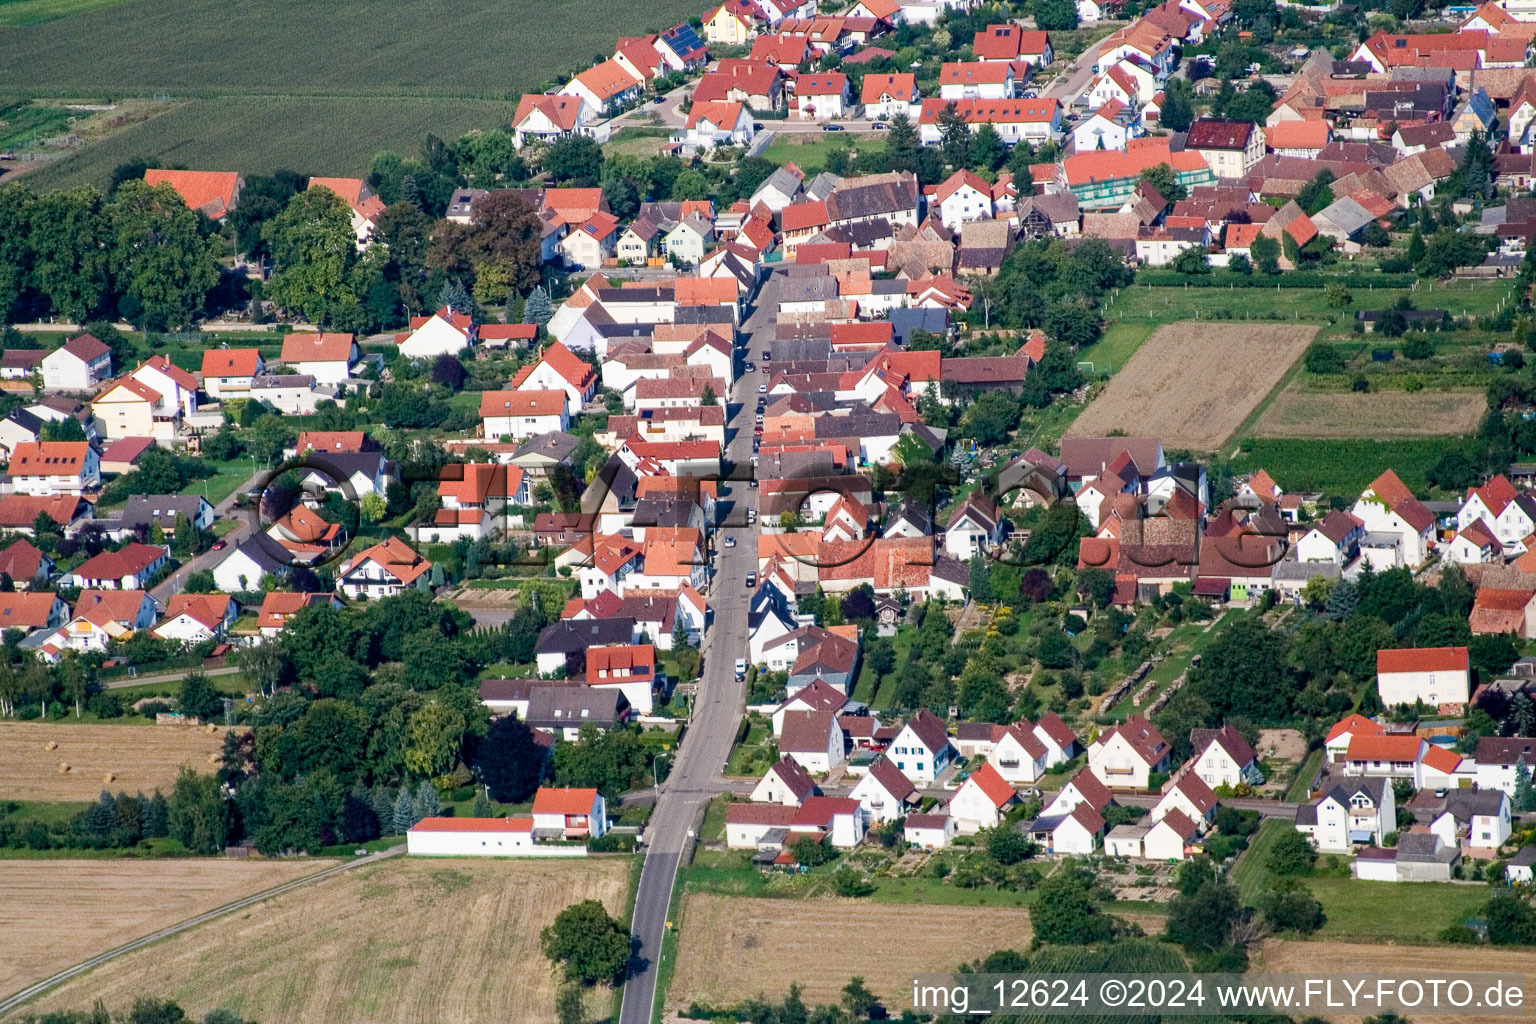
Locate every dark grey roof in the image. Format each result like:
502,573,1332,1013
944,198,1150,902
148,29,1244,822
1395,832,1457,863
1443,789,1508,821
1509,845,1536,867
673,304,736,327
534,617,637,654
932,554,970,586
631,497,697,530
778,277,841,303
2,408,43,435
1321,776,1391,808
523,685,625,728
119,494,212,529
1293,803,1318,826
888,308,949,345
225,535,286,575
513,430,581,463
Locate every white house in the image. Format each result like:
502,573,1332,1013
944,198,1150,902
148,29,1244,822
986,723,1048,784
336,537,434,600
1428,789,1511,851
931,169,996,231
407,816,540,857
7,442,100,496
861,72,919,121
480,390,569,440
675,100,755,154
887,710,954,782
199,348,264,399
769,679,848,736
943,494,1001,560
949,761,1019,833
514,342,598,408
37,589,157,660
1187,726,1262,789
779,709,845,773
1029,802,1104,854
1142,809,1199,861
1506,846,1536,885
211,537,286,594
1294,777,1395,852
150,593,237,645
751,756,819,806
904,812,956,849
726,802,798,848
399,307,476,359
1033,712,1078,766
791,796,866,848
939,61,1015,101
1324,713,1385,764
1350,470,1436,569
279,333,358,386
531,786,608,838
849,757,917,824
41,334,112,391
1087,714,1171,789
1295,510,1364,565
1376,646,1470,711
1446,521,1498,565
1474,736,1536,798
1149,772,1217,827
68,542,168,590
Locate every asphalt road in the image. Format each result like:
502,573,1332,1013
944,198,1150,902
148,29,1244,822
148,467,266,606
618,278,778,1024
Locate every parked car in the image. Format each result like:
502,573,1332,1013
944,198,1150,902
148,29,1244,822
745,572,757,589
744,361,754,372
871,122,888,130
735,657,747,679
822,124,845,131
724,535,736,548
211,540,227,551
758,383,767,393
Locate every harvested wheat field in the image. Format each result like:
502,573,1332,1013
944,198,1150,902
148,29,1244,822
1254,387,1487,439
0,858,336,1001
1068,322,1318,449
0,721,230,801
670,894,1162,1009
1254,938,1536,1024
17,857,629,1024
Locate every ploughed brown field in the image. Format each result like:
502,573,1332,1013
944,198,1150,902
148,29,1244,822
1068,322,1318,450
1253,938,1536,1024
1253,386,1487,439
0,721,230,801
669,893,1162,1010
17,857,629,1024
0,858,337,1001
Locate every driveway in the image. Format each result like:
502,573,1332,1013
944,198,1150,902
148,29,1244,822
148,468,266,606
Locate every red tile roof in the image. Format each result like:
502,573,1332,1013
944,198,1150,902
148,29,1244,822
1345,734,1424,762
143,170,241,217
411,816,532,833
532,787,600,815
200,348,262,378
1326,713,1385,743
281,332,356,364
74,542,165,581
1376,646,1468,675
965,761,1017,808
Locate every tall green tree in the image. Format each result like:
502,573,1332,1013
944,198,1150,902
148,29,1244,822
167,767,229,855
262,187,359,324
937,102,972,169
28,186,111,321
540,899,631,985
106,180,220,329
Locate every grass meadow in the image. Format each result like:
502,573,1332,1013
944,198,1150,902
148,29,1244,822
0,0,701,182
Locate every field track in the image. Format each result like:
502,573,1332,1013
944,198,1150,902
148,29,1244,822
15,856,629,1024
0,857,341,1005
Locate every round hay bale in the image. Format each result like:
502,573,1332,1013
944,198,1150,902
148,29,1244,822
102,771,115,784
44,740,57,751
205,724,217,734
57,762,70,773
207,754,218,764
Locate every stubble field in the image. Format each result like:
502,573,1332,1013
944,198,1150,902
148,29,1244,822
0,721,228,801
1254,939,1536,1024
15,857,630,1024
1252,386,1488,439
669,894,1162,1010
0,858,338,1001
1068,322,1318,450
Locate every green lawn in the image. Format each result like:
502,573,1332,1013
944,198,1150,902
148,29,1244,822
1285,749,1324,803
759,133,888,175
1227,436,1477,499
0,99,75,147
181,458,258,505
1308,876,1491,943
1083,320,1154,377
1232,818,1288,900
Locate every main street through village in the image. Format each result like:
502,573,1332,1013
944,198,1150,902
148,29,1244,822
619,275,780,1024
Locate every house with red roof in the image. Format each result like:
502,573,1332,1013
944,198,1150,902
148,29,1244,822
143,170,244,220
1032,768,1111,854
674,100,755,155
1350,469,1436,569
860,72,918,120
407,816,538,857
0,538,53,591
1088,714,1172,789
199,348,265,399
1151,770,1218,826
790,795,865,847
938,61,1016,101
514,342,597,408
559,59,643,113
257,591,342,638
949,761,1019,832
1470,586,1536,639
279,332,358,386
559,210,622,269
68,542,168,590
512,93,599,149
38,589,157,661
1447,519,1499,564
1377,646,1470,711
1295,509,1365,566
1324,713,1387,764
7,441,100,496
336,537,433,600
151,593,238,645
1342,733,1427,779
480,390,569,440
973,24,1053,65
531,786,608,838
42,333,113,391
703,0,762,45
400,305,477,360
751,755,821,806
793,73,851,119
1187,725,1261,789
929,169,996,231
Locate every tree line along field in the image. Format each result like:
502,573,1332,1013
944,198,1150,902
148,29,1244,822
18,858,630,1024
0,0,701,184
0,858,337,1000
0,721,230,802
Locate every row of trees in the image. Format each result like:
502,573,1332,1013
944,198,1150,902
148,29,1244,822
0,181,221,328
